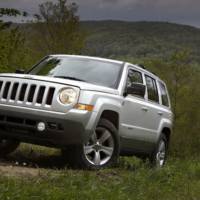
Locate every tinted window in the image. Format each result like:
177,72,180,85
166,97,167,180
127,69,143,87
159,82,169,107
145,75,159,103
29,56,123,89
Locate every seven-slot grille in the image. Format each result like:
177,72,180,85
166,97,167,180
0,80,55,106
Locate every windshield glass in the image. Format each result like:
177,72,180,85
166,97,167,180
28,56,123,88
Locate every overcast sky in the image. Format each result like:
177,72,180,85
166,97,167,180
0,0,199,27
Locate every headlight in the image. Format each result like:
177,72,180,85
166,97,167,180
59,88,77,104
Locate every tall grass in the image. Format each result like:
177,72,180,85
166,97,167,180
0,149,200,200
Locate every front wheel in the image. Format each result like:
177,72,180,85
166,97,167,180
62,118,120,169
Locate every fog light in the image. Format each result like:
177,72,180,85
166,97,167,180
37,122,46,132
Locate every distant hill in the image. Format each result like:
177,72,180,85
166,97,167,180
81,21,200,62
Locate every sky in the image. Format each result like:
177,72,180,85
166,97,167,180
0,0,199,27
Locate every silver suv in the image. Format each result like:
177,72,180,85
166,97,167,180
0,55,173,169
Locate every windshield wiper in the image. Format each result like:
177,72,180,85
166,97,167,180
54,76,86,82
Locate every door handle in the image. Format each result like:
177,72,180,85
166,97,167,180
158,111,163,116
141,107,148,112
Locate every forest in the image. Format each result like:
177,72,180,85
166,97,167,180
0,0,200,199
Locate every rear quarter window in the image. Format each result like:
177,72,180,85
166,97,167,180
159,81,169,107
145,75,159,103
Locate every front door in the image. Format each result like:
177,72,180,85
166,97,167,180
120,69,160,152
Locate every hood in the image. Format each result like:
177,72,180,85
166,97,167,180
0,73,119,95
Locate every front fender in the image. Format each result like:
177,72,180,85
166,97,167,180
85,96,122,133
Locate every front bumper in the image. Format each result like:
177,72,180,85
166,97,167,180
0,104,94,148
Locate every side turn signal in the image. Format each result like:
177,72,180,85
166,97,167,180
74,104,94,111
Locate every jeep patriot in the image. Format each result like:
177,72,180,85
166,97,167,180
0,55,173,169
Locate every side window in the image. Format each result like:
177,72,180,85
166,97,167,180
127,69,143,87
159,82,169,107
145,75,159,103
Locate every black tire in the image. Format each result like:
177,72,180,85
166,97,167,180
150,133,168,167
0,139,20,156
62,118,120,169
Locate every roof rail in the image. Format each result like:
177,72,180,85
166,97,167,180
136,64,157,76
136,64,146,69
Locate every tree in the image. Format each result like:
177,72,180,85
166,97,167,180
32,0,85,55
0,8,28,72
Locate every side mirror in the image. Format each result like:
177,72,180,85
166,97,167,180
126,83,146,98
15,69,25,74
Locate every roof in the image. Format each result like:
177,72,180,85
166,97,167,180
50,54,124,65
50,54,162,81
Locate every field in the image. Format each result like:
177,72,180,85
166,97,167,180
0,144,200,200
0,4,200,200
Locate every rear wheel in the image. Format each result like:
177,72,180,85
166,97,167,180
62,118,119,169
150,134,168,167
0,139,20,156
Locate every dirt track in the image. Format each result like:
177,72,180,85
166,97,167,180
0,145,65,178
0,163,41,177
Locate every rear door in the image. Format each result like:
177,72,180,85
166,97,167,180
142,75,162,137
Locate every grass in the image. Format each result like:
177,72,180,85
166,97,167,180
0,145,200,200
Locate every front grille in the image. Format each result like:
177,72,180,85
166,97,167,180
0,114,64,131
0,80,55,106
0,114,36,127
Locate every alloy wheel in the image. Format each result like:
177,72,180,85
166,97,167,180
156,140,166,167
84,127,114,166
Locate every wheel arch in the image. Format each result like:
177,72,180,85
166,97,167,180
100,110,119,130
161,127,171,146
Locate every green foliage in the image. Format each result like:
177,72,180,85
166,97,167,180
82,21,200,63
0,156,200,200
30,0,85,56
0,27,28,71
0,8,29,72
0,144,198,200
0,0,86,71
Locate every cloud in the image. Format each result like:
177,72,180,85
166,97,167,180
0,0,200,27
101,0,119,2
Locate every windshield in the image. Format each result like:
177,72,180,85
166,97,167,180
28,56,123,88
